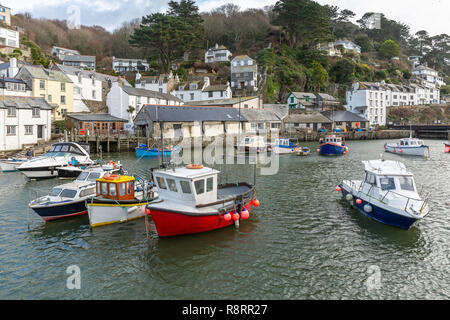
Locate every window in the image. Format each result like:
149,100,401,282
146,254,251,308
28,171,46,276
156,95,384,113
167,179,178,192
157,177,167,189
25,125,33,135
61,83,66,92
48,95,52,102
6,126,16,136
101,182,108,195
206,177,214,192
194,179,205,195
50,188,62,197
365,173,376,185
109,183,117,196
180,180,191,194
380,176,396,190
80,188,96,198
60,189,77,199
208,91,213,98
118,183,126,196
87,172,101,181
127,182,134,194
92,90,96,99
7,107,16,117
399,177,415,191
61,96,66,104
40,80,45,90
190,93,194,100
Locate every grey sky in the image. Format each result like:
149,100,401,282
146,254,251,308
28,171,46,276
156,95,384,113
4,0,449,35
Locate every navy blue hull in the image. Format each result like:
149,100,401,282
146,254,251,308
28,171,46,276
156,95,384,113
31,200,88,221
320,143,346,155
341,188,417,230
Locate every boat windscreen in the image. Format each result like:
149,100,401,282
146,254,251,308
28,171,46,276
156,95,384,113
76,172,89,181
87,172,101,181
49,188,63,197
60,189,77,199
399,176,415,191
379,176,396,191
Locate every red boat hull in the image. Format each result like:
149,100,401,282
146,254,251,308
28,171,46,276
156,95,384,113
445,144,450,153
150,202,253,237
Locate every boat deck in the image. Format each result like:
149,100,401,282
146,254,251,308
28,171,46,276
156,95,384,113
217,185,252,200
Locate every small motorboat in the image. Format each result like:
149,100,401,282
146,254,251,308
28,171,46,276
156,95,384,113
29,167,120,221
57,160,123,178
384,137,429,156
87,174,157,228
444,141,450,153
17,142,93,179
319,135,348,156
271,138,300,154
147,163,259,237
0,158,27,172
236,135,267,153
135,144,172,158
296,147,311,156
337,159,430,230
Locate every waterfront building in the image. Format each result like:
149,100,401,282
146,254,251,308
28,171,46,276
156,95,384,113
205,44,232,63
62,55,96,71
321,110,369,130
171,76,232,103
315,93,340,111
16,65,74,121
0,96,52,152
283,113,332,132
133,104,246,140
230,55,258,93
50,46,80,60
287,92,317,110
240,108,281,133
65,113,128,135
188,96,262,109
112,57,149,73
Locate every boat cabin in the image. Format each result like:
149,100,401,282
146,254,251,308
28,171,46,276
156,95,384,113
238,135,266,148
275,138,298,148
399,138,424,147
45,142,89,157
361,160,418,196
321,135,343,145
152,166,219,206
96,175,135,201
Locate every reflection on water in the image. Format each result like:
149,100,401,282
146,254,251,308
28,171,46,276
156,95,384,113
1,139,450,299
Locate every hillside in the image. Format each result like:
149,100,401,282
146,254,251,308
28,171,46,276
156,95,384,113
8,0,449,104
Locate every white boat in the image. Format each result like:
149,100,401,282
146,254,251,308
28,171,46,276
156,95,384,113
384,137,429,156
17,142,93,179
29,166,122,221
56,160,123,179
271,138,300,154
338,159,430,230
87,174,157,227
235,135,267,153
0,158,27,172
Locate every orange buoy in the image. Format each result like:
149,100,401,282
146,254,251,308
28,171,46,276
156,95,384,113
224,213,232,221
146,209,151,215
252,199,260,207
336,186,342,192
241,209,249,220
186,164,204,169
104,174,120,180
356,199,362,204
232,213,240,221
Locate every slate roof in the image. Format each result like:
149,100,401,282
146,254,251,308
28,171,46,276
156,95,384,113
321,110,369,122
263,104,289,120
285,113,332,123
202,84,229,92
188,96,258,106
20,66,72,83
122,86,182,103
62,55,96,63
0,96,52,110
137,105,248,123
0,77,31,90
66,113,128,122
239,108,280,122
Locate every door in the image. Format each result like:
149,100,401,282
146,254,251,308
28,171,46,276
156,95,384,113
37,125,44,139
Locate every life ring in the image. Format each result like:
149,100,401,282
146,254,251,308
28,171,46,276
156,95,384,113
186,164,203,169
108,161,115,168
104,174,120,180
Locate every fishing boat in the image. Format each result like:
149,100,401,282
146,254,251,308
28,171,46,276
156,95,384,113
29,167,121,221
271,138,300,154
135,144,173,158
56,160,123,178
147,163,259,237
296,147,311,156
0,158,27,172
87,174,157,228
318,135,348,156
337,159,430,230
384,136,429,156
17,142,93,179
444,141,450,153
236,135,267,153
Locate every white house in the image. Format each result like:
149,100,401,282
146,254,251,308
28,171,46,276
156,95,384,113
106,82,183,129
334,39,361,54
171,76,232,103
204,44,232,63
50,46,80,60
0,96,52,151
135,72,176,94
0,58,27,78
0,78,32,97
412,64,445,88
231,55,258,92
53,64,103,113
112,57,150,73
317,42,343,57
0,26,19,48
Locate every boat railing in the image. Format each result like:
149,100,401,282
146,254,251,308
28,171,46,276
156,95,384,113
350,181,429,215
196,183,256,209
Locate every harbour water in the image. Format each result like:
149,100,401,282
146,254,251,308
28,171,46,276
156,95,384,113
1,139,449,299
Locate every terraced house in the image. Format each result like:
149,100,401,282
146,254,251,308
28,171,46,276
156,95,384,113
230,55,258,93
16,66,74,121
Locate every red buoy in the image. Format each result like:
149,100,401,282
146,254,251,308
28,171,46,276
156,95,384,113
223,213,232,221
232,213,240,221
336,186,342,192
356,199,362,205
146,209,151,215
241,209,249,220
253,199,260,207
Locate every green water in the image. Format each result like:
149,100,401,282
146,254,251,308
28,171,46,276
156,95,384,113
0,139,449,299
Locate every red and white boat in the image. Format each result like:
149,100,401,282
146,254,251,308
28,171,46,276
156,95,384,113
147,164,259,237
444,141,450,153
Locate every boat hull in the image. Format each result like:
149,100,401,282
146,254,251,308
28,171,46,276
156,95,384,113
384,144,427,156
18,166,61,179
340,186,418,230
445,143,450,153
319,143,347,156
57,167,82,178
0,159,25,172
30,200,88,221
87,199,149,227
135,147,171,158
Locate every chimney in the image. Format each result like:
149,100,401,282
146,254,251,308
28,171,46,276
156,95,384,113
215,43,218,49
8,57,18,77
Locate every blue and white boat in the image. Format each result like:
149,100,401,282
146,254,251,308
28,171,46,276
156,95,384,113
384,137,429,156
271,138,300,154
338,159,430,230
135,144,172,158
0,158,27,172
319,135,348,156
